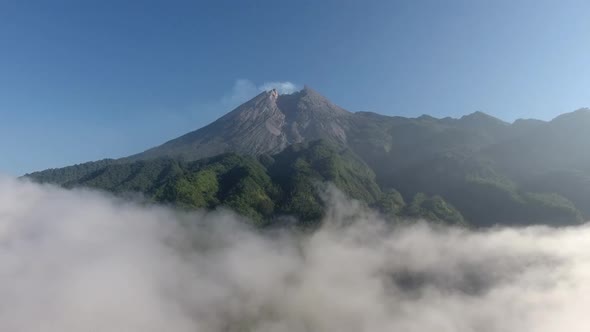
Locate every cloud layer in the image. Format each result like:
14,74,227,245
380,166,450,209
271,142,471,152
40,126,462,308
1,177,589,331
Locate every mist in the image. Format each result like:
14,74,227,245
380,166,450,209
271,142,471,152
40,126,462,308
1,176,589,332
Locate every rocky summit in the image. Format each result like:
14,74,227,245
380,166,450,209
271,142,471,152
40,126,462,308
128,86,352,162
27,87,590,227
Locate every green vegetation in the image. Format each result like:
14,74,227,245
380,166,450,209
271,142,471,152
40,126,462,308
26,131,587,228
27,88,590,229
405,193,466,226
375,189,406,220
384,152,583,227
27,159,117,185
26,140,466,227
25,107,590,228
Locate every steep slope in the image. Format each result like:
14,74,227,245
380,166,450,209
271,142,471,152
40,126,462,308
25,86,590,227
483,108,590,176
264,140,382,222
25,140,465,226
390,153,583,226
346,110,516,187
128,86,352,162
24,159,118,185
480,109,590,217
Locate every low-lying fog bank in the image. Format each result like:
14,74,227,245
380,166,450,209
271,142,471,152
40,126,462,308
0,177,588,332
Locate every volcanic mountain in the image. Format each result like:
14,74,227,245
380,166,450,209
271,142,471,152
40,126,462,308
128,86,352,161
26,87,590,227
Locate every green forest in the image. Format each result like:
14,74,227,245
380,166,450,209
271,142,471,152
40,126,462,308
27,138,584,228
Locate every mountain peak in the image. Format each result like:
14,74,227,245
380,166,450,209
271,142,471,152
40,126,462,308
296,85,330,100
462,111,495,120
301,84,319,94
129,86,351,162
459,111,508,126
552,108,590,121
550,108,590,130
269,88,279,100
277,85,350,117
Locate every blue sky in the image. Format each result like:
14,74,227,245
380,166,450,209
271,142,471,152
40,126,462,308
1,0,589,175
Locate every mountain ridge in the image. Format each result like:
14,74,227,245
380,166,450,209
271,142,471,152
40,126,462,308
25,87,590,227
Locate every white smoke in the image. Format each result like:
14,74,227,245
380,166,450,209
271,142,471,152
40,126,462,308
1,176,589,331
258,81,299,95
224,79,299,106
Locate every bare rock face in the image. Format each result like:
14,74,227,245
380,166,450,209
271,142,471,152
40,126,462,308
130,86,352,161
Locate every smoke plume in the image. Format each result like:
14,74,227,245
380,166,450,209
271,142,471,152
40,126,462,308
0,177,589,331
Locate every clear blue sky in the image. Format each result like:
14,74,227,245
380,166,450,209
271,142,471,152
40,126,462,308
1,0,589,175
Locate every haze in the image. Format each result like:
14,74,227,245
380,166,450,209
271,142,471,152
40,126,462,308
1,2,589,330
2,0,590,174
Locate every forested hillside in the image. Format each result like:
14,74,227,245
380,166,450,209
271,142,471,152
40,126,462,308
25,88,590,227
26,140,467,227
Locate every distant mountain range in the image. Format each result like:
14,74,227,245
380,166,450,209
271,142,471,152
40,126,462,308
26,87,590,227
